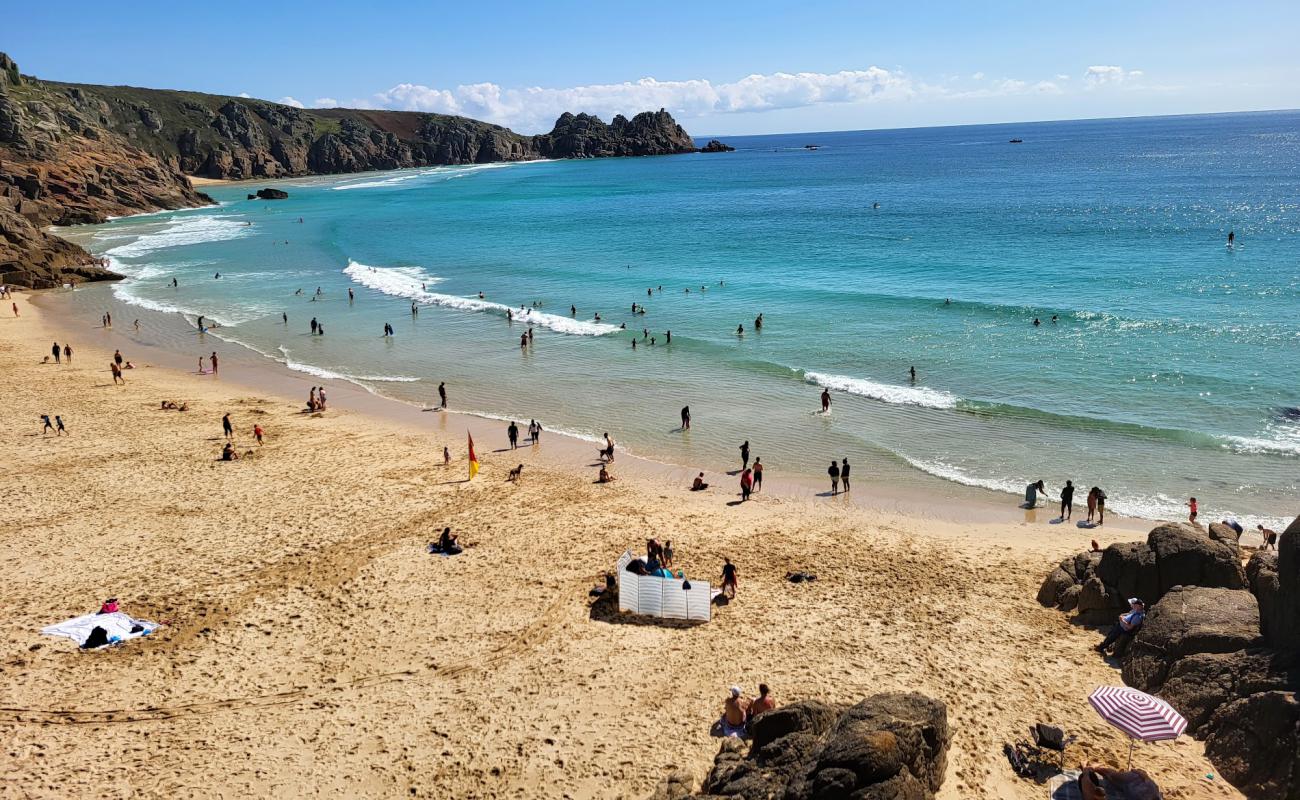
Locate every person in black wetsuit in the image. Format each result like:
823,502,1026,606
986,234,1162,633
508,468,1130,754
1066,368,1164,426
681,406,691,430
1060,480,1075,520
739,440,750,470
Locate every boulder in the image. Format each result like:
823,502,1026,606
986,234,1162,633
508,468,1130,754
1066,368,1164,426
699,139,735,153
1123,586,1263,693
1249,552,1283,647
697,693,950,800
1147,522,1245,595
1036,567,1075,607
1277,517,1300,658
1075,575,1116,625
1208,521,1242,546
1095,541,1159,607
255,188,288,200
1157,650,1295,732
1203,691,1300,800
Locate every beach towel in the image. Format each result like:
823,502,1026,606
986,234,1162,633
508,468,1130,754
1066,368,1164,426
41,611,159,649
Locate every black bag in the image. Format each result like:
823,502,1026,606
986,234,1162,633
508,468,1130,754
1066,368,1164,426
1032,723,1065,751
81,626,110,649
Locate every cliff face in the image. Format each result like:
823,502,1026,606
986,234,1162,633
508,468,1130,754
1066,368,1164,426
0,52,704,288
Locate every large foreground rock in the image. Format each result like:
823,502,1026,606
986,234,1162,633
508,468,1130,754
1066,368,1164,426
1147,522,1245,595
1122,586,1262,694
1274,516,1300,657
1203,691,1300,800
1156,650,1295,731
689,693,950,799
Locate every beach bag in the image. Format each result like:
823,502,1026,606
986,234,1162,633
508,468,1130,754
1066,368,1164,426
1032,723,1065,751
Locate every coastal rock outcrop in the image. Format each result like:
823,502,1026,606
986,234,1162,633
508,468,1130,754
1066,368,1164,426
0,51,703,286
254,188,288,200
1038,516,1300,800
1121,586,1263,693
699,139,735,153
657,693,950,799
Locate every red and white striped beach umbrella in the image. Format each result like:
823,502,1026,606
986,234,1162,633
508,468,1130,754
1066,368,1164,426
1089,686,1187,766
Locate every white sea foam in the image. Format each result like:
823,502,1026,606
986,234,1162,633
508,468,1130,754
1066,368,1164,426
902,456,1290,533
1218,422,1300,457
330,162,521,191
804,371,958,410
271,346,421,385
343,260,621,336
104,215,251,260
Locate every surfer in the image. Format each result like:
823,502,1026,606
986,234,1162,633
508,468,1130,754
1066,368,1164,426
1227,230,1235,246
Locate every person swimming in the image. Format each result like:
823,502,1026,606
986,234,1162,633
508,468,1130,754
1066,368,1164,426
736,324,744,336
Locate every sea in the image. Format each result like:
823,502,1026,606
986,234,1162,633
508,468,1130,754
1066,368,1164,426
56,110,1300,529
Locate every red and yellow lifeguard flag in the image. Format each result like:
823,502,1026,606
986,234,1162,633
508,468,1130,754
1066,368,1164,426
467,432,480,480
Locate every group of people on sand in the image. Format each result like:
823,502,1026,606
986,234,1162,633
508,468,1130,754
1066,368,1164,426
505,420,543,449
39,414,68,436
1025,479,1108,525
218,412,264,461
160,400,189,412
306,386,327,412
718,683,776,738
45,341,73,366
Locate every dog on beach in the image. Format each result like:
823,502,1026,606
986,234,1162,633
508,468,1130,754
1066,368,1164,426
506,464,523,482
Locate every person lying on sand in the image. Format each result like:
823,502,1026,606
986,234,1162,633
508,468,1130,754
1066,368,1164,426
1079,763,1162,800
691,472,709,491
720,687,749,738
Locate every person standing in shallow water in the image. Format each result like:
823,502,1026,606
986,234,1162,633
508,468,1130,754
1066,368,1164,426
739,440,750,470
828,461,840,495
507,421,519,449
840,458,851,492
752,457,763,492
681,406,691,430
438,382,447,410
1059,480,1075,520
821,388,831,413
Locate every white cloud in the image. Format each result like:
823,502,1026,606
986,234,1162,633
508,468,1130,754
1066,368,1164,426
237,92,252,98
277,96,306,109
368,68,915,133
1033,81,1063,94
1055,74,1071,81
971,72,985,80
1083,65,1142,88
312,97,338,108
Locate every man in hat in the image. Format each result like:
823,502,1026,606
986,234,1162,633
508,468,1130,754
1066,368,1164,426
1095,598,1145,655
721,686,750,738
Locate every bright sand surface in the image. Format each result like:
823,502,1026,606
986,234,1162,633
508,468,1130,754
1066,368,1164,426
186,175,234,187
1,292,1239,799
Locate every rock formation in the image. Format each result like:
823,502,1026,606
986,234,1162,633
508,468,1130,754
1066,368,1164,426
254,188,288,200
652,693,950,799
699,139,735,153
1038,516,1300,800
0,52,703,288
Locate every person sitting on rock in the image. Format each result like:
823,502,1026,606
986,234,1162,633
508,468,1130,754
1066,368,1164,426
1095,598,1145,656
720,686,750,738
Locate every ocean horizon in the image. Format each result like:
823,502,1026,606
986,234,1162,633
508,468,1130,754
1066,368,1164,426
57,109,1299,530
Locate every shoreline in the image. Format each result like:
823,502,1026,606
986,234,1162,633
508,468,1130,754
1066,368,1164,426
30,283,1161,535
0,290,1241,798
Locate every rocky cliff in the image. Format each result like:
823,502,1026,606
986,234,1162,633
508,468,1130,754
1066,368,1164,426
0,52,705,288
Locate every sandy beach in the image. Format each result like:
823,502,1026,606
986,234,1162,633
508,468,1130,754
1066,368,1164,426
0,292,1240,799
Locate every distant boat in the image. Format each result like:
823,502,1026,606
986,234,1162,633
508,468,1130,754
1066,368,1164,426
1008,138,1023,144
804,144,820,150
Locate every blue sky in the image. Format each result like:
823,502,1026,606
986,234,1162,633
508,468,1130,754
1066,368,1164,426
6,1,1299,135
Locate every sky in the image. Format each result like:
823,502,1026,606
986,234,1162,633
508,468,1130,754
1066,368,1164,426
6,1,1300,136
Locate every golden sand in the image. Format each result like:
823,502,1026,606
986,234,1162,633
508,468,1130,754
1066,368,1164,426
0,293,1237,799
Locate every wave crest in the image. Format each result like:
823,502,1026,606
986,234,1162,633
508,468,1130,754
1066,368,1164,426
804,371,958,409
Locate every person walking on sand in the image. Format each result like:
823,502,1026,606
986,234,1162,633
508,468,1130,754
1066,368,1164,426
210,352,219,375
55,415,67,436
11,301,17,317
1187,497,1198,524
841,458,851,492
41,414,54,435
721,558,738,598
821,388,831,413
752,457,763,492
828,460,840,495
740,467,754,501
438,382,447,410
1096,487,1107,525
528,419,541,444
110,361,124,385
317,387,327,409
681,405,691,430
443,446,451,466
64,344,72,364
114,349,123,368
739,440,750,470
52,341,61,364
253,423,264,445
1059,480,1075,520
222,413,234,441
507,421,519,449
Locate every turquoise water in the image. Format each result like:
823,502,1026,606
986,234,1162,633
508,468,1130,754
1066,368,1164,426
68,111,1299,526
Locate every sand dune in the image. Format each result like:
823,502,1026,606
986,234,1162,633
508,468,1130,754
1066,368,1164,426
0,294,1236,799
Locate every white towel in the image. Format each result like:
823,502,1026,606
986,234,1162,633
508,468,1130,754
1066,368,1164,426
41,611,159,648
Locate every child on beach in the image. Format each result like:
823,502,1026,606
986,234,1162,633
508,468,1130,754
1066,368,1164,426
1187,497,1198,523
40,414,53,434
253,424,264,445
662,541,674,568
110,361,125,385
443,446,451,465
